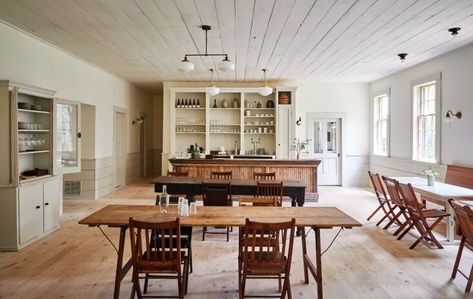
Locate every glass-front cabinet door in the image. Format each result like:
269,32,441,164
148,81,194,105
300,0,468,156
54,99,81,174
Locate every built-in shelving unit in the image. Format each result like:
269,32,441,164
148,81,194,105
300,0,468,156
170,87,295,158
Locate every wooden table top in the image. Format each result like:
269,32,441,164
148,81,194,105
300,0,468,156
78,205,361,228
150,176,306,188
392,176,473,200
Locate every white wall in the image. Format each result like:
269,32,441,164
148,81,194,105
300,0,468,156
370,42,473,178
295,83,370,187
0,21,153,160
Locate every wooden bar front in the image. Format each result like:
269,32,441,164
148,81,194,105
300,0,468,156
169,158,320,194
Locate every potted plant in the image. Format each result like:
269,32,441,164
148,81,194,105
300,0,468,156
290,138,311,159
422,166,439,186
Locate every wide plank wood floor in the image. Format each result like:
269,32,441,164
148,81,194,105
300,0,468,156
0,181,471,299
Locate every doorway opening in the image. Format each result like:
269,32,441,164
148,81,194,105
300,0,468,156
307,113,344,186
114,108,126,189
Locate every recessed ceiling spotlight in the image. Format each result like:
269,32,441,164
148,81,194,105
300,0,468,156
448,27,461,36
398,53,408,61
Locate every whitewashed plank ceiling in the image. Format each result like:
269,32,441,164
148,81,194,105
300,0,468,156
1,0,473,92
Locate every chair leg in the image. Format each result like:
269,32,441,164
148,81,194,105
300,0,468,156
143,274,149,294
280,275,291,299
286,277,292,299
367,204,383,221
202,227,206,241
189,246,193,273
452,237,466,279
375,205,395,226
278,273,282,292
466,264,473,293
409,218,444,250
184,256,189,295
240,272,247,299
383,209,403,229
396,220,415,240
393,215,412,236
227,227,230,242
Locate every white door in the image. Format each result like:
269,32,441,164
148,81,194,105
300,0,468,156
114,111,125,188
277,106,291,159
19,182,44,244
43,178,60,232
309,119,341,185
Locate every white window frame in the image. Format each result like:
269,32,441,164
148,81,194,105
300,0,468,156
411,74,442,164
372,88,391,157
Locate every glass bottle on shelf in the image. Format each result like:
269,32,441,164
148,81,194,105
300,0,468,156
192,99,196,108
197,99,200,108
185,99,188,108
213,99,217,108
177,99,181,108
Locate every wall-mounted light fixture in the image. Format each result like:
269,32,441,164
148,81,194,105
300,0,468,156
445,109,462,127
296,117,302,126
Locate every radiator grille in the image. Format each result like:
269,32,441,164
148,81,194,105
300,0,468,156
64,181,81,196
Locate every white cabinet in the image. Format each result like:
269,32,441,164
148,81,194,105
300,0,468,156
0,81,77,251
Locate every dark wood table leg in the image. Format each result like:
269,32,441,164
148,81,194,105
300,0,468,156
302,227,323,298
301,227,309,284
114,226,133,299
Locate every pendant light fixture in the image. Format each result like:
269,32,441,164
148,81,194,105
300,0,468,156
179,25,235,73
205,69,220,96
257,69,273,96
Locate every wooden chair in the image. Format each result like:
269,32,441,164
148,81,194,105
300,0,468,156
256,181,283,207
167,170,189,177
380,176,410,233
210,171,232,179
153,196,194,275
253,172,276,180
202,182,233,241
239,196,278,207
129,218,188,299
396,182,450,249
239,218,296,299
367,171,398,226
449,199,473,293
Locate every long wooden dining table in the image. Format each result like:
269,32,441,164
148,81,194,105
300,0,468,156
150,176,307,206
79,205,361,299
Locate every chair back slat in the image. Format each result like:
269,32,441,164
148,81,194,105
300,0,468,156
397,182,424,216
210,171,232,179
382,176,404,207
449,199,473,243
254,172,276,180
167,170,189,177
256,181,283,207
202,182,232,206
242,218,295,271
129,218,181,271
368,171,388,201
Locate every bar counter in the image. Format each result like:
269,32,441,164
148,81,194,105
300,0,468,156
169,158,320,195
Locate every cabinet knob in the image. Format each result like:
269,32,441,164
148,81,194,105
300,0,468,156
45,202,49,206
35,205,40,209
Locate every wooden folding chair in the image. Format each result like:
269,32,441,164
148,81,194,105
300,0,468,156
254,172,276,180
239,218,296,299
396,182,449,249
380,176,409,232
129,217,188,299
210,171,232,179
367,171,398,225
256,181,283,207
167,171,189,177
239,196,278,207
202,182,233,241
449,199,473,292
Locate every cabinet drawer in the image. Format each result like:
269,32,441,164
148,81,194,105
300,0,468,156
19,182,43,244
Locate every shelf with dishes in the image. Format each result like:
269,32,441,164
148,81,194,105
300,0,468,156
18,108,50,114
19,150,50,155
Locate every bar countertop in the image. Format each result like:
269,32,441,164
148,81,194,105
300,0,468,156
169,158,321,167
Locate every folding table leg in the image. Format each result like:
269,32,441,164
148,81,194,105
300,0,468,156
114,226,133,299
301,227,324,298
301,227,309,284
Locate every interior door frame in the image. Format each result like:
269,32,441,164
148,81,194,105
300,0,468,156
307,112,346,186
113,106,127,189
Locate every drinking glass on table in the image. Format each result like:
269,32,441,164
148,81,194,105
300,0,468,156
180,199,189,216
189,202,197,214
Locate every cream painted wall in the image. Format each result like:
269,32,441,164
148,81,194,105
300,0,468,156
370,42,473,178
295,83,370,186
0,21,153,160
161,81,370,186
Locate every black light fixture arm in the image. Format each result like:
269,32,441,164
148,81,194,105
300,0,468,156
182,25,230,59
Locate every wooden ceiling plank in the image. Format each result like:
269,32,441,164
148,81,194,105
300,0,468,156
215,0,237,81
235,0,255,81
328,0,471,81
